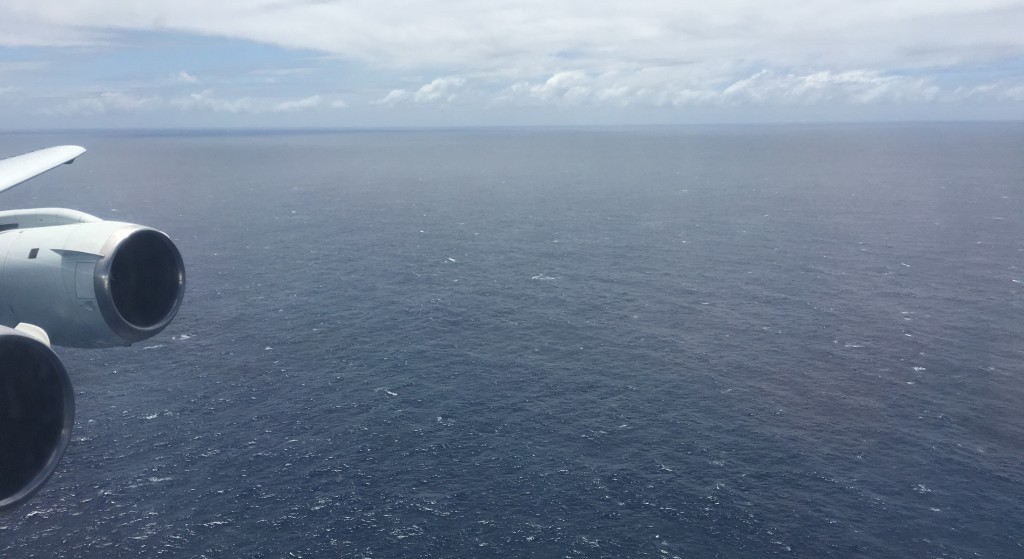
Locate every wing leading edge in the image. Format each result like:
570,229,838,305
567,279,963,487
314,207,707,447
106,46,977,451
0,145,86,195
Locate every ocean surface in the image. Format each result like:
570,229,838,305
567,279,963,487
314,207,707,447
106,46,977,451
0,123,1022,558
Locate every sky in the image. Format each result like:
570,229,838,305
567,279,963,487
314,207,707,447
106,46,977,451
1,1,1023,128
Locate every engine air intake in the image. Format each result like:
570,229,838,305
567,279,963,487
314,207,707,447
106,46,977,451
0,330,74,511
96,228,186,343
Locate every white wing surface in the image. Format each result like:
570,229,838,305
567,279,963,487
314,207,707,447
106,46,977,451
0,145,86,194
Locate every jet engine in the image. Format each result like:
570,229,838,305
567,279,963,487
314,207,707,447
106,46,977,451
0,209,186,348
0,325,74,511
0,146,186,512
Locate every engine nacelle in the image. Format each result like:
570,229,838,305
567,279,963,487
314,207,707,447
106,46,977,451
0,209,186,348
0,325,74,511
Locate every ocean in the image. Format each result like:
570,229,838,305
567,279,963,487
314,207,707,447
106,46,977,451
0,123,1022,557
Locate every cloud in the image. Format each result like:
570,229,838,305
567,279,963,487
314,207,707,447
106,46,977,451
172,90,255,113
526,71,592,103
491,67,942,108
1,1,1022,124
374,76,466,105
414,77,465,103
720,70,940,105
170,90,329,113
41,89,336,116
244,2,1008,73
373,89,410,106
274,94,321,111
954,81,1024,102
47,91,162,115
0,11,107,47
1002,85,1024,102
4,1,1022,75
175,70,199,83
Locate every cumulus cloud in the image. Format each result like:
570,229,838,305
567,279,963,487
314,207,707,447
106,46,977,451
526,71,592,103
374,77,466,105
414,77,465,103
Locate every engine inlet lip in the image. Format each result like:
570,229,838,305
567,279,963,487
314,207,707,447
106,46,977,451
93,226,186,344
0,329,75,511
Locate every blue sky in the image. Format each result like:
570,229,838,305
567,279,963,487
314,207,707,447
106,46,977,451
1,1,1023,128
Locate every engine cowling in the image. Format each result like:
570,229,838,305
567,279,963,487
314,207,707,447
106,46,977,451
0,210,186,348
0,325,74,511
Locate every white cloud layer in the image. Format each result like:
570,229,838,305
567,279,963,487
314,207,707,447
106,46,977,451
1,1,1022,124
31,68,1024,124
3,1,1022,72
402,68,1010,109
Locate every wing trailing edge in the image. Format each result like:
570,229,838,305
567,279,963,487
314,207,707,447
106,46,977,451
0,145,86,195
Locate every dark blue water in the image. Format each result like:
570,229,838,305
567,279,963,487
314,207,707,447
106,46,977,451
1,124,1023,557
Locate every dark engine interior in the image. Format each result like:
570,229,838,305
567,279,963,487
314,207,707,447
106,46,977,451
0,333,73,510
108,229,185,330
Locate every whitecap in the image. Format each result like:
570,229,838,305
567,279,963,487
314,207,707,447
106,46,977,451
202,521,230,528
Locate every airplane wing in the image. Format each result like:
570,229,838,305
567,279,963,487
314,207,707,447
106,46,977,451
0,145,86,194
0,143,185,511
